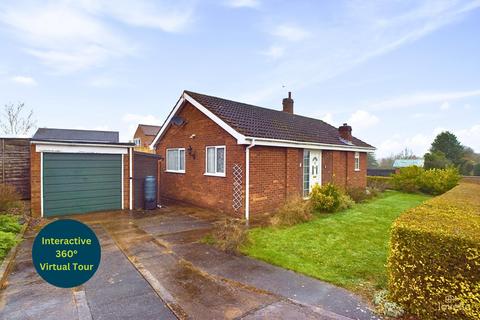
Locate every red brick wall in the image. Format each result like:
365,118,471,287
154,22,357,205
249,146,303,214
30,144,41,217
133,127,155,148
30,143,132,217
156,102,246,216
322,150,367,189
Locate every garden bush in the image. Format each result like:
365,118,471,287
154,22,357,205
0,184,20,212
388,183,480,319
0,231,18,261
310,183,341,212
346,186,378,203
270,197,313,227
337,193,355,211
0,215,21,233
392,166,459,195
419,167,460,195
367,176,393,191
391,166,424,193
212,217,249,254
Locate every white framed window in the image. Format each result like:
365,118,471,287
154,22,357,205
354,152,360,171
133,138,141,146
166,148,185,173
205,146,226,177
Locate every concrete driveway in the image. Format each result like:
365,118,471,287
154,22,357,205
0,205,380,320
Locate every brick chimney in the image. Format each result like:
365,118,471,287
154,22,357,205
338,123,352,142
282,92,294,114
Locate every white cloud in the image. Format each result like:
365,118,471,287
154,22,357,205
347,110,379,130
457,123,480,152
81,0,194,33
261,45,285,59
271,24,310,42
11,75,37,86
440,101,450,110
367,89,480,111
246,1,480,103
377,132,433,158
321,112,334,125
0,1,194,73
226,0,260,8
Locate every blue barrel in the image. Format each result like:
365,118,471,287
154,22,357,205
144,176,157,209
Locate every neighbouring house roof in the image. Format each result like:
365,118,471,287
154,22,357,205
183,91,373,149
393,159,425,168
32,128,127,145
137,124,161,136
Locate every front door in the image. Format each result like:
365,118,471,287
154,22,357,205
309,150,322,192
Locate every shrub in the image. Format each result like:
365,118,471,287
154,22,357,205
310,183,342,212
337,193,355,211
346,187,373,203
0,231,18,261
367,176,393,191
387,183,480,319
392,166,460,195
212,217,249,254
270,197,313,227
0,215,21,233
391,166,423,193
419,167,460,195
0,184,21,212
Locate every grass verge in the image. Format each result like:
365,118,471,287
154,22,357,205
242,191,430,298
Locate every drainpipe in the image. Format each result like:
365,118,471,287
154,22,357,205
245,138,255,225
129,147,133,210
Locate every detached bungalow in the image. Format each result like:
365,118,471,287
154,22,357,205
151,90,375,220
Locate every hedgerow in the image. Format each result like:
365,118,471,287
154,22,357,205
387,183,480,319
392,166,459,195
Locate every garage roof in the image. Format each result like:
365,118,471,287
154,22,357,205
32,128,130,145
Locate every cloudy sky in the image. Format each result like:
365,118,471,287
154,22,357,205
0,0,479,157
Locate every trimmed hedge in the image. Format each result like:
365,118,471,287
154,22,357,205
388,183,480,319
367,176,393,191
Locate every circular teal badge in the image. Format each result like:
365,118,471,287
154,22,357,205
32,219,101,288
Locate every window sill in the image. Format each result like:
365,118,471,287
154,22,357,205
204,172,226,178
165,170,185,174
354,169,360,172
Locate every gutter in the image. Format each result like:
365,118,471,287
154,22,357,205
245,138,255,225
242,136,375,152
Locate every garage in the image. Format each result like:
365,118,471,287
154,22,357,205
43,153,123,217
30,128,134,217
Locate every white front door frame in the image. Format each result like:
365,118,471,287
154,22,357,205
309,150,322,192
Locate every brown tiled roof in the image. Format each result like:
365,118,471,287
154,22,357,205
185,90,374,148
138,124,161,136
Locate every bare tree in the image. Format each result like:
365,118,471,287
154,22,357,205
0,103,36,135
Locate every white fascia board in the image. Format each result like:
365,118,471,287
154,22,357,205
243,137,376,152
149,93,247,148
35,143,129,154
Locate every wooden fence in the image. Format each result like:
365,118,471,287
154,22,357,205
0,138,31,199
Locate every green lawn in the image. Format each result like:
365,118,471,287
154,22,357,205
242,191,430,298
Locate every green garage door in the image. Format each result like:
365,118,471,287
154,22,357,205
43,153,122,217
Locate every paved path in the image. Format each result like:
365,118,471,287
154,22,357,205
0,206,381,319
